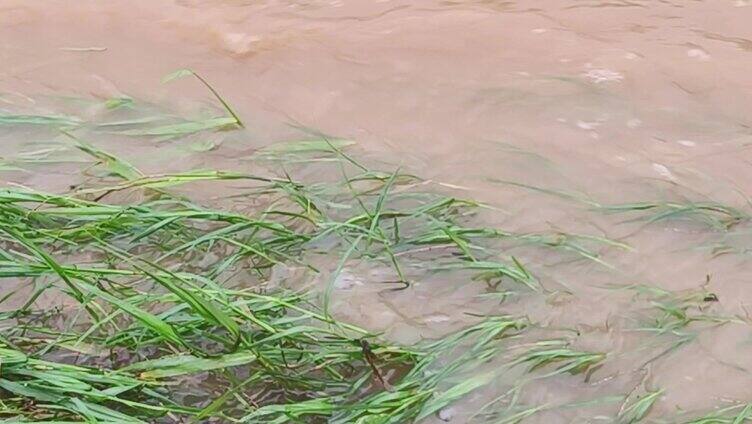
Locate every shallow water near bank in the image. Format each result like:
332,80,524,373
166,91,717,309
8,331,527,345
4,0,752,422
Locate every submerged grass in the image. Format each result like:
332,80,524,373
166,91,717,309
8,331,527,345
493,179,752,231
3,82,749,423
0,118,545,421
0,114,81,128
599,201,749,230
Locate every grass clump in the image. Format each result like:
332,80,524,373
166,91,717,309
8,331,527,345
1,175,530,422
0,122,540,421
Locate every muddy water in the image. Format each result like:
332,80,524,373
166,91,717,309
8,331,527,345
4,0,752,422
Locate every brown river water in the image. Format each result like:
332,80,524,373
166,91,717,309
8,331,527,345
3,0,752,422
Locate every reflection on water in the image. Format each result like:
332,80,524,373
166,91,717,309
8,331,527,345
3,0,752,421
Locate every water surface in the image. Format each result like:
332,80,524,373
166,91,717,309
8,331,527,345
4,1,752,421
